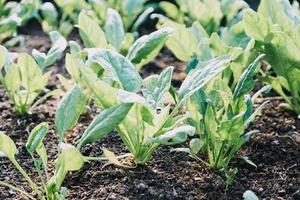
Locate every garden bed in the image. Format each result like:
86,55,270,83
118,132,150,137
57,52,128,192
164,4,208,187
0,29,299,200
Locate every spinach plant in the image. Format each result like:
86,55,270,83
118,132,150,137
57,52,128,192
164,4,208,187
77,10,173,69
89,0,154,33
243,0,300,114
158,0,249,34
183,55,270,184
0,123,85,200
32,31,67,70
72,49,233,165
0,0,40,43
0,49,51,115
153,14,257,89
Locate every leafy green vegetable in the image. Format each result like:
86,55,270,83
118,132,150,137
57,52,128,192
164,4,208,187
127,27,174,68
78,49,231,165
32,31,67,70
1,52,51,115
86,49,143,92
243,0,300,114
77,10,170,70
184,55,269,185
0,124,85,200
158,0,248,34
55,85,87,142
78,103,133,148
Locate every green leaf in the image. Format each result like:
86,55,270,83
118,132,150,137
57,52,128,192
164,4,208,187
49,144,85,191
58,144,84,171
243,10,270,42
159,1,179,20
189,138,203,154
0,132,17,160
155,16,197,61
55,86,87,141
127,28,173,68
32,31,67,69
178,55,231,102
0,45,6,70
26,122,48,154
258,0,293,32
149,125,195,145
87,49,143,92
78,103,133,148
233,54,265,99
80,66,119,109
68,41,82,54
105,8,125,51
18,53,43,90
40,2,58,26
78,11,107,48
65,53,81,82
142,66,174,109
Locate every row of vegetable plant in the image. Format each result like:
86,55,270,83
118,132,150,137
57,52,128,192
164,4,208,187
0,0,299,199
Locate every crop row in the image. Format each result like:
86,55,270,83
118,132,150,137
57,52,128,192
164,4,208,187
0,0,299,199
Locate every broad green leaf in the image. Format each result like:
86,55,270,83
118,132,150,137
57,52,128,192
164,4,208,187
78,11,107,48
78,103,133,148
233,54,265,99
32,31,67,69
155,16,197,61
131,7,154,32
50,143,85,191
55,86,87,141
159,1,179,20
17,53,42,90
26,122,48,154
178,55,231,102
122,0,144,30
243,10,270,42
149,125,195,145
0,45,6,70
142,66,174,109
58,144,84,171
4,64,21,93
218,113,245,141
105,8,125,51
0,132,17,159
221,0,249,22
80,66,119,109
40,2,58,26
127,28,173,68
68,41,82,54
189,138,203,154
87,49,143,92
65,53,81,82
258,0,293,32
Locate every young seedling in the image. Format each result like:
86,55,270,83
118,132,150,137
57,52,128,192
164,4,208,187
32,31,67,70
77,10,173,69
243,0,300,115
0,123,85,200
182,54,271,185
158,0,249,34
0,51,53,115
74,49,233,165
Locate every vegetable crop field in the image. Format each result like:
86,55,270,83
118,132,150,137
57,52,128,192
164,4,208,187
0,0,299,199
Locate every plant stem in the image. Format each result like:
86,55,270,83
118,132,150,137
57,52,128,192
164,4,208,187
10,157,40,195
0,181,35,200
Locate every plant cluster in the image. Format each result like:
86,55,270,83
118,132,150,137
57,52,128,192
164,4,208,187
0,0,299,199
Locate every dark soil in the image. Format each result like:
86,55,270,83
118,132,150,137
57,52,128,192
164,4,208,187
0,29,299,200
